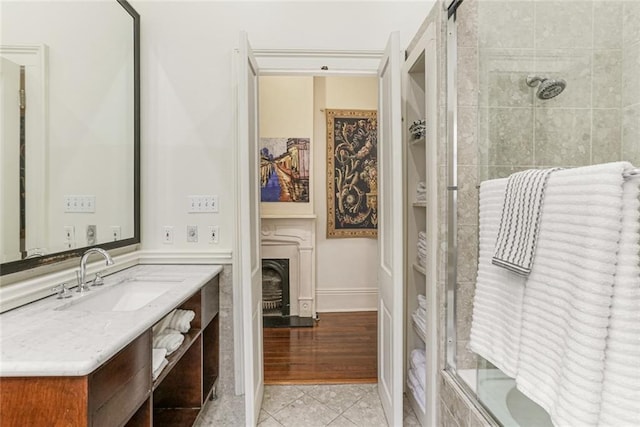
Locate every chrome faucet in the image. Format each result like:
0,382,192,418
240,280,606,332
77,248,114,293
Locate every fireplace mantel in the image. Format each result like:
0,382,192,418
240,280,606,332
261,217,316,318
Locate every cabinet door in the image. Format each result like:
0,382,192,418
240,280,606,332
236,30,264,427
376,31,404,427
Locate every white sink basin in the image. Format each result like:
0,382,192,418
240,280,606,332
58,279,181,312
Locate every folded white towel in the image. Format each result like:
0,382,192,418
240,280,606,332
152,348,167,372
152,358,168,381
598,173,640,426
417,294,427,310
412,311,426,338
167,309,196,333
152,309,176,335
153,328,185,355
515,162,632,427
492,167,560,276
407,367,426,412
469,178,526,378
410,348,426,370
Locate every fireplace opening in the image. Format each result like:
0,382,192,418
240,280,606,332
262,258,290,317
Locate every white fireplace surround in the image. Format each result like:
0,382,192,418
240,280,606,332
260,216,315,318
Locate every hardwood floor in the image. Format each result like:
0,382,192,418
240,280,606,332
263,311,377,385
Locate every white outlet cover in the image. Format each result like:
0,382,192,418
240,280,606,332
208,225,219,244
163,226,174,244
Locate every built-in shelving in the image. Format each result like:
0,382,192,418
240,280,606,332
403,16,438,427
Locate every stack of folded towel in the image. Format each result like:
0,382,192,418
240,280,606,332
416,181,426,203
151,309,196,380
412,294,427,337
407,348,427,412
417,231,427,267
152,348,168,380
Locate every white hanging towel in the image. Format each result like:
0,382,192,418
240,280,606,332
469,178,527,378
598,173,640,426
515,162,633,427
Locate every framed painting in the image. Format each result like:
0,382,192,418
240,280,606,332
326,109,378,238
260,137,310,203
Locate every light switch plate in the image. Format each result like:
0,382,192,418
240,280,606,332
208,226,219,244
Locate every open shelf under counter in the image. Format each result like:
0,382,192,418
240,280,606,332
152,328,200,390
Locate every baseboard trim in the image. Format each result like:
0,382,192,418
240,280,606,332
316,287,378,312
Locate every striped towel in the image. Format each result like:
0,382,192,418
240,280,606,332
515,162,633,426
469,178,527,377
598,174,640,426
492,168,560,276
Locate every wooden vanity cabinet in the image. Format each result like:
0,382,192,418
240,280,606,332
0,331,151,427
0,274,220,427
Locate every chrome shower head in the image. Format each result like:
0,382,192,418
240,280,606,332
526,75,567,100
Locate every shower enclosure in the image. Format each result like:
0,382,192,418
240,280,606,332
445,0,640,425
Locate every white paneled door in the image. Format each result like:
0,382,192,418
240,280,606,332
237,31,263,427
376,32,404,426
238,31,404,426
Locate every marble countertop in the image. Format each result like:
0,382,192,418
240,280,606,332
0,264,222,377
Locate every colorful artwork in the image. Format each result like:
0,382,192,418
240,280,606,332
260,137,310,203
326,109,378,238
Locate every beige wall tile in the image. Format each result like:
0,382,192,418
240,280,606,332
534,108,591,166
622,41,640,107
479,49,535,108
623,1,640,46
459,47,479,107
593,50,622,108
456,224,478,283
594,1,623,49
534,49,591,108
480,107,534,166
478,1,534,49
535,1,593,49
457,165,479,226
623,104,640,165
458,107,479,166
592,108,623,164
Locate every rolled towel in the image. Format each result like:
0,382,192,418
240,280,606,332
153,328,185,355
411,348,426,369
153,358,168,381
152,309,176,335
417,294,427,310
152,348,167,373
167,309,196,333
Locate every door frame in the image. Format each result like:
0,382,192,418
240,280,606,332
234,46,403,425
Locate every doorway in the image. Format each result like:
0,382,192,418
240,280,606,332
258,75,380,383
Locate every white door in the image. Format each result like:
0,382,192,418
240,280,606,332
0,57,21,262
236,31,263,426
377,32,404,426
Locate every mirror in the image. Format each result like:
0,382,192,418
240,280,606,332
0,0,139,275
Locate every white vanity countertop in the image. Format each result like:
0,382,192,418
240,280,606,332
0,264,222,377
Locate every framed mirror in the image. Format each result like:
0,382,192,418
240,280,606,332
0,0,140,276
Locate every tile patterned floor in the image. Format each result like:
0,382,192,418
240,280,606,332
195,384,420,426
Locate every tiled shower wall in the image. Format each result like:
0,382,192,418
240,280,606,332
454,0,640,373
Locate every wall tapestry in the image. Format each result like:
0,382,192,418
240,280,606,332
260,137,310,203
326,109,378,238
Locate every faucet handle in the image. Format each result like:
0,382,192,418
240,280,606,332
52,283,73,299
92,272,104,287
